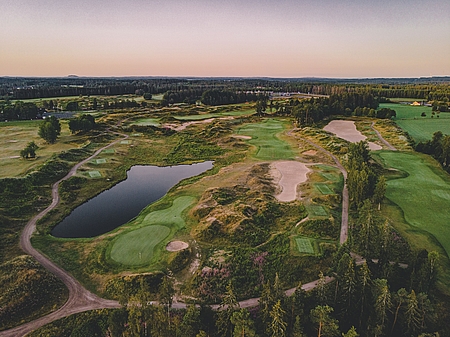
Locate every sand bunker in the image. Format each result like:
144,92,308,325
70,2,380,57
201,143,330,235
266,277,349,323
232,135,252,140
302,150,317,156
270,161,311,202
324,120,382,150
166,240,189,252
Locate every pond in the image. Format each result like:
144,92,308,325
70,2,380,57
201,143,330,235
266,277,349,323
51,161,213,238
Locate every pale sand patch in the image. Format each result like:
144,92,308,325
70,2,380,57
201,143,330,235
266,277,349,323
302,150,317,156
9,155,20,159
232,135,252,140
270,161,311,202
166,240,189,252
324,120,382,150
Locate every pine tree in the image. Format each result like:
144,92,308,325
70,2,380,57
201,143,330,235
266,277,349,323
310,305,340,337
230,308,256,337
268,300,287,337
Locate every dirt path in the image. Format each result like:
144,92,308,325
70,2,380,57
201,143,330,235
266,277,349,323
0,131,125,337
371,122,397,151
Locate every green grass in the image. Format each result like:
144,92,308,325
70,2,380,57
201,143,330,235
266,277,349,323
321,173,340,181
173,108,255,121
377,151,450,259
94,158,106,164
131,118,161,126
110,225,171,265
379,103,450,142
237,119,295,160
102,149,115,154
88,170,101,178
109,196,196,266
120,140,130,144
141,196,195,229
315,183,334,195
0,120,78,178
295,237,315,254
305,205,328,217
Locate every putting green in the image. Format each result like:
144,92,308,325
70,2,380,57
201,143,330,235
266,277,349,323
237,119,295,160
315,183,334,195
306,205,328,217
88,170,101,178
120,140,130,144
102,149,115,154
295,237,316,254
378,151,450,257
94,158,106,164
110,225,170,265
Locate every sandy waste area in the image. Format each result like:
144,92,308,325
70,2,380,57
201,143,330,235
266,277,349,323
270,161,311,202
323,120,382,150
166,241,189,251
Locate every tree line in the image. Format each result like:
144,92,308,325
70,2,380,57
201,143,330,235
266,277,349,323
415,131,450,173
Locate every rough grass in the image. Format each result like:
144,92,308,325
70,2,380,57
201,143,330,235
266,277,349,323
110,225,171,265
173,108,254,121
0,120,79,178
377,151,450,260
237,118,295,160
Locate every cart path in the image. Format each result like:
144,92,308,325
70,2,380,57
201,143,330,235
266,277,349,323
371,121,397,151
0,131,125,337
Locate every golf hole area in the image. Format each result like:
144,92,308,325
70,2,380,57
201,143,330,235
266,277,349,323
110,225,170,266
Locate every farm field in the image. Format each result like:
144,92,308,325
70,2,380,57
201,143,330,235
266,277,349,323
377,151,450,260
237,118,296,160
380,103,450,142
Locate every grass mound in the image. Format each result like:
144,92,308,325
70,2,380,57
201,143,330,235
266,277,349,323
110,225,171,265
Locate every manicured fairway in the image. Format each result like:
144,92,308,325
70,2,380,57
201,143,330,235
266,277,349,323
295,237,315,254
315,183,334,195
379,103,450,142
378,151,450,257
110,225,170,265
305,205,328,217
237,119,295,160
142,196,196,229
109,196,196,265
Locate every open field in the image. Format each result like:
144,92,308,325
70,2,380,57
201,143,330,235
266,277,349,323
0,120,79,178
377,151,450,261
379,103,450,142
237,119,296,160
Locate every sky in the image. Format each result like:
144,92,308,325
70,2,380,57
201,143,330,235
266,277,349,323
1,0,449,78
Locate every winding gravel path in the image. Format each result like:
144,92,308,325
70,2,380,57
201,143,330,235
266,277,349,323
0,131,126,337
371,122,397,151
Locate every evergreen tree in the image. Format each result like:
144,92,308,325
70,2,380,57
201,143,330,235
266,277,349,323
268,300,287,337
310,305,340,337
230,308,256,337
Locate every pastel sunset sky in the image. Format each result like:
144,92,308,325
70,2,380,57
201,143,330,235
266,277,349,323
1,0,449,77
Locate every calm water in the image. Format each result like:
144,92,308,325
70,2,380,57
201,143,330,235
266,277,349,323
51,161,213,238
